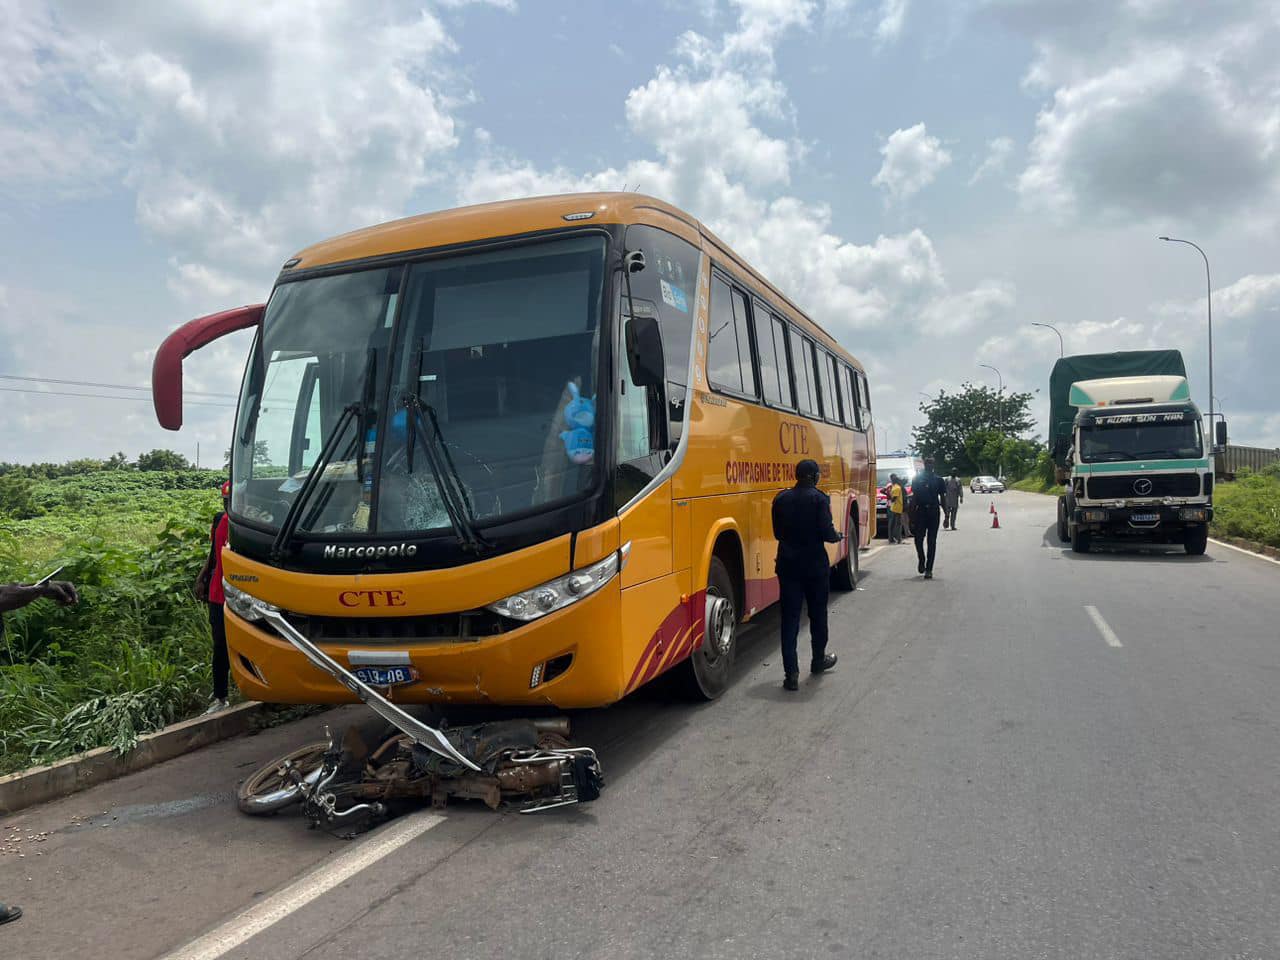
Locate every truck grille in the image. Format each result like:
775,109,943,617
279,610,509,645
1086,473,1201,499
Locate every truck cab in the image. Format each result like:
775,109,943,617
1058,375,1213,555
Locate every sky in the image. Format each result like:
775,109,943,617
2,0,1278,465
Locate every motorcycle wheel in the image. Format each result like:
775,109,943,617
237,741,330,815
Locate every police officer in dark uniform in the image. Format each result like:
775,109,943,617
772,459,844,691
909,456,947,579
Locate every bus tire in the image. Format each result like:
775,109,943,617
676,556,737,701
1071,530,1092,554
831,514,858,592
1184,525,1208,555
1056,496,1070,543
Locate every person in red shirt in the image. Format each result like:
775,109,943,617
195,481,232,712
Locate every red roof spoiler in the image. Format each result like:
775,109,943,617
152,304,264,430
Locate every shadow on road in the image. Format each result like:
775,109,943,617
1039,522,1214,563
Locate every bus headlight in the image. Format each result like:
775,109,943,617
487,543,630,623
223,581,281,623
1179,507,1207,521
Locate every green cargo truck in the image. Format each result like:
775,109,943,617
1048,350,1220,555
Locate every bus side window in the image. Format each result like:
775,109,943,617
730,288,758,398
707,275,742,393
623,224,699,447
771,315,794,408
857,370,873,426
788,327,816,417
753,299,782,406
841,364,860,429
819,349,840,424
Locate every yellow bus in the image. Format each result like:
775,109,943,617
153,193,875,709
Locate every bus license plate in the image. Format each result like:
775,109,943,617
353,665,419,687
1130,513,1159,522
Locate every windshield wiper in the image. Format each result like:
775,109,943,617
401,394,489,554
271,403,360,561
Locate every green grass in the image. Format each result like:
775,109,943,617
0,472,224,774
1212,469,1280,548
1010,476,1059,495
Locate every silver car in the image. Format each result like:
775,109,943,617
970,475,1005,493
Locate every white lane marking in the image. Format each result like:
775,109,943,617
1084,605,1122,648
1209,538,1280,568
861,545,886,563
161,811,445,960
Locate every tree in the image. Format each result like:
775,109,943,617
0,475,41,519
223,441,271,470
105,451,132,470
913,382,1036,475
135,449,191,471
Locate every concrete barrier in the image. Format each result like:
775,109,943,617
0,701,269,815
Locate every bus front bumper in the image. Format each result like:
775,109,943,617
224,582,622,709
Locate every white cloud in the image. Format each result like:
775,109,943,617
871,123,952,202
875,0,909,44
994,0,1280,225
968,136,1014,185
2,1,479,301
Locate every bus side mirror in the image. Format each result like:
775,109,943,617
152,304,264,429
625,313,665,390
1215,420,1228,449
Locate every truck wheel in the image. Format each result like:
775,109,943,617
1071,531,1092,554
1056,497,1070,543
1184,526,1208,556
676,556,736,700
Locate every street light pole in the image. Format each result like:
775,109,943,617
978,363,1004,433
1030,322,1064,358
978,363,1005,478
1158,236,1214,445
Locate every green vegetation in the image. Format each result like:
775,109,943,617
1212,464,1280,549
913,383,1046,483
1,462,224,774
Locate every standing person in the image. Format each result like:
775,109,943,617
1,574,78,928
943,471,964,530
195,481,232,713
886,474,905,544
909,457,948,579
772,459,844,692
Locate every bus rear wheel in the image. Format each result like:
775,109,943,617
676,556,737,701
831,515,858,592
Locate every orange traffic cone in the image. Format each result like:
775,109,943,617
991,511,1000,529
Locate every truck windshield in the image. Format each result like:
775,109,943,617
1079,419,1203,463
229,234,606,537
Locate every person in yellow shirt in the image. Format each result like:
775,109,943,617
887,473,905,543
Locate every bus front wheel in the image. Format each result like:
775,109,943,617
677,556,737,700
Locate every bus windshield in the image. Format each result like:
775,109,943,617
230,234,607,536
1079,417,1203,463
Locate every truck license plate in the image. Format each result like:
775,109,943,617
1130,513,1159,522
352,665,419,687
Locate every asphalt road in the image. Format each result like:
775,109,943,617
4,491,1279,960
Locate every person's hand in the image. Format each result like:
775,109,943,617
40,581,79,606
193,574,210,600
